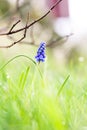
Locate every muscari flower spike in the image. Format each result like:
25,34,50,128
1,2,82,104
35,42,46,62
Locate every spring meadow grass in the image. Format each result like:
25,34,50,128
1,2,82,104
0,50,87,130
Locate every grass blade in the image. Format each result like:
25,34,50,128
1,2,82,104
57,75,70,96
0,55,36,72
20,66,30,89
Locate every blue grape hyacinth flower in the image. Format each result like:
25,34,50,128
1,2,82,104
35,42,46,62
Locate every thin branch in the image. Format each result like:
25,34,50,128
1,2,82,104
8,37,36,46
8,33,73,48
16,0,24,19
8,20,21,33
0,0,62,36
0,0,63,48
0,13,29,48
30,25,35,44
16,0,20,10
0,0,28,34
47,33,73,47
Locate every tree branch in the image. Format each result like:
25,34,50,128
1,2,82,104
0,13,29,48
47,33,73,47
0,0,62,36
0,0,63,48
8,20,21,33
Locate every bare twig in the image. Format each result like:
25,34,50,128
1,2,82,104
8,20,21,33
47,33,73,47
0,0,62,48
0,0,62,36
16,0,20,10
0,13,29,48
8,33,73,48
16,0,24,19
30,25,35,44
0,0,28,33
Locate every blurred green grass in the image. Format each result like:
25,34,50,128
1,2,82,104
0,52,87,130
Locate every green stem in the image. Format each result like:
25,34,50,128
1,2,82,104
57,75,70,96
0,54,45,87
0,55,36,72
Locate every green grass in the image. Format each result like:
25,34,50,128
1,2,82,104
0,54,87,130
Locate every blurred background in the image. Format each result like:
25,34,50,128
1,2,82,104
0,0,87,64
